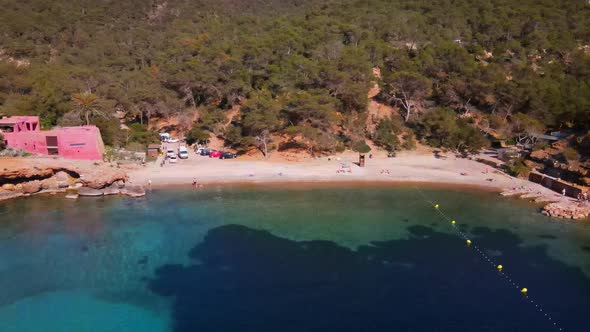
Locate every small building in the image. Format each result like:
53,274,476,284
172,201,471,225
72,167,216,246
497,147,523,162
0,116,104,160
147,144,160,158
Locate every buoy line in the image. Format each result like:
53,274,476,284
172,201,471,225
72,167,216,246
413,186,565,331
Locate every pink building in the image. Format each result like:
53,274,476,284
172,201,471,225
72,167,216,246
0,116,105,160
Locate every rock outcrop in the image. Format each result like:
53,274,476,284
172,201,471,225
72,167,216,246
501,187,589,220
76,183,145,197
79,168,127,189
0,158,127,189
120,184,146,197
102,184,121,196
78,187,104,197
2,183,15,191
0,157,134,202
21,180,42,194
542,202,590,220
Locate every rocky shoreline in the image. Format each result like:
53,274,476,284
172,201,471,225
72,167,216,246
0,158,145,202
500,188,590,220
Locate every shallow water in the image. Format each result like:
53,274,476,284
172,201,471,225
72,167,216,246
0,185,589,331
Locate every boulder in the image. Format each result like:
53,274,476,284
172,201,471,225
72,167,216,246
103,184,121,196
80,168,127,189
0,190,24,201
1,183,16,191
54,171,69,182
78,187,104,197
54,171,70,188
22,180,42,194
121,184,146,197
40,177,59,190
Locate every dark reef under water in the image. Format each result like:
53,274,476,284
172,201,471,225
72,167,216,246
149,224,590,332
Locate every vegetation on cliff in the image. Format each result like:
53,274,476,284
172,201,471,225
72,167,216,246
0,0,588,156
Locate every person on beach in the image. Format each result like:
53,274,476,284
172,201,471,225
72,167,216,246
148,179,152,187
192,178,197,188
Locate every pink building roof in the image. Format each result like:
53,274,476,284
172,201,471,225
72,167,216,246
0,116,39,124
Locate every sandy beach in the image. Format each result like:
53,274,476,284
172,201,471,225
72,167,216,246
130,149,534,191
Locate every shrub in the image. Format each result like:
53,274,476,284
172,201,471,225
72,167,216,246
506,158,531,177
418,108,488,154
352,140,371,154
127,123,159,146
92,117,124,147
186,124,210,146
0,132,5,150
373,116,402,151
402,133,417,150
532,142,549,151
126,142,145,152
562,147,579,163
488,114,505,130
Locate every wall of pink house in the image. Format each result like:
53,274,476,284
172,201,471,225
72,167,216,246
53,126,105,160
2,126,105,160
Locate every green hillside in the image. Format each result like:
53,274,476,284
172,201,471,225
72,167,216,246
1,0,589,155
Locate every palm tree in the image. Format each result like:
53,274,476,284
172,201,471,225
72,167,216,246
72,92,102,125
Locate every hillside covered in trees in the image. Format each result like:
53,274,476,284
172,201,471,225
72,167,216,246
1,0,589,156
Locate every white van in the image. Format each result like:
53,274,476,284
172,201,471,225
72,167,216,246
178,146,189,159
166,149,175,158
159,133,170,142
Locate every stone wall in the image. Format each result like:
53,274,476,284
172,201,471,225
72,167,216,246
529,172,584,198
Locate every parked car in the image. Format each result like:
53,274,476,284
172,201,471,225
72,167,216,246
166,149,175,158
198,148,211,156
168,155,178,163
159,133,181,143
159,133,170,142
195,147,208,155
220,152,237,159
178,146,189,159
209,150,222,158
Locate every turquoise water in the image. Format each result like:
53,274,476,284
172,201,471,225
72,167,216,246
0,185,589,331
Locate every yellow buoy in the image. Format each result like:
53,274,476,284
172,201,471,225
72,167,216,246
434,204,439,209
521,288,528,295
466,239,472,245
497,264,503,271
451,220,456,225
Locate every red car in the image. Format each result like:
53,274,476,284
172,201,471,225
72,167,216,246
209,150,222,158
